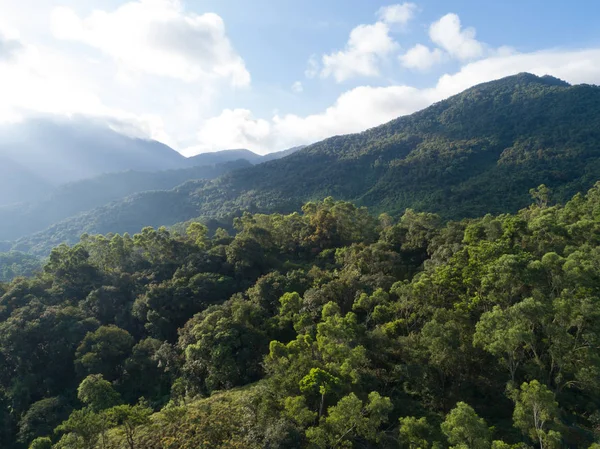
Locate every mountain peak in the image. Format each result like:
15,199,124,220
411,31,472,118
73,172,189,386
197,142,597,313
463,72,571,95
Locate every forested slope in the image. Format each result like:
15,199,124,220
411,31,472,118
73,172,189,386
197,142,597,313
2,183,600,448
16,73,600,255
0,160,251,242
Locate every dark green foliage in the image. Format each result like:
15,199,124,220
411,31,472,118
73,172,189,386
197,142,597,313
1,185,600,447
14,74,600,260
0,252,42,282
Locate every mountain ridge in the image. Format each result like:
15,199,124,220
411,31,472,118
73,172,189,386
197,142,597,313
12,73,600,254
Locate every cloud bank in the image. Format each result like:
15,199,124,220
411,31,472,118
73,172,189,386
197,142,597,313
2,2,600,157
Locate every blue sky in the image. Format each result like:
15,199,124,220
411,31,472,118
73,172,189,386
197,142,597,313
1,0,600,154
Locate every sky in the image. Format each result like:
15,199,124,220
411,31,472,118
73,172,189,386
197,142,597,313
1,0,600,156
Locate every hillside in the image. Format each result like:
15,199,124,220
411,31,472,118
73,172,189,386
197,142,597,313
0,160,251,242
2,187,600,448
185,145,305,166
14,73,600,254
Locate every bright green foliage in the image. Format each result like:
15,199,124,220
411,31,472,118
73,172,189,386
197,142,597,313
1,186,600,448
306,392,393,448
105,403,152,449
398,416,435,448
77,375,121,412
473,305,533,382
186,222,208,248
441,402,491,449
28,437,52,449
299,368,341,418
283,396,318,427
511,380,560,449
54,409,106,449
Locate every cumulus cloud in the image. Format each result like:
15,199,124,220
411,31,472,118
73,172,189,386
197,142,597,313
400,44,444,70
429,13,484,61
377,3,418,27
189,48,600,155
311,3,420,82
320,22,399,82
50,0,250,86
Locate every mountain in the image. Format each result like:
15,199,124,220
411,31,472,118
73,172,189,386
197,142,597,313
184,146,305,166
185,149,264,166
13,73,600,254
0,154,53,205
0,117,303,207
0,117,188,205
0,160,251,242
260,145,307,162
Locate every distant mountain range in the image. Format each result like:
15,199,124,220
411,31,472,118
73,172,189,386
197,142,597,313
185,146,304,166
8,73,600,255
0,160,252,242
0,116,304,207
0,118,185,205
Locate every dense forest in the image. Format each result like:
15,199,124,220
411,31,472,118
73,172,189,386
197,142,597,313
12,73,600,256
1,181,599,448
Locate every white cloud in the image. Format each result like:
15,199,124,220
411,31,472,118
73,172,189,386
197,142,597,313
183,108,272,155
0,2,249,151
292,81,303,93
50,0,250,86
320,22,399,82
3,1,600,161
189,47,600,155
400,44,444,70
429,13,484,61
312,4,419,83
377,3,418,27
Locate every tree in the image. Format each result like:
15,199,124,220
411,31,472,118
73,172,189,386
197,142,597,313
530,185,551,209
306,392,393,448
511,380,560,449
28,437,52,449
186,222,208,248
77,375,121,412
398,416,435,449
441,402,491,449
106,403,152,449
17,397,67,445
55,409,105,449
75,325,134,380
299,368,341,418
473,305,531,383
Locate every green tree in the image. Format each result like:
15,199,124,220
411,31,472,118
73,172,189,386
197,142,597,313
299,368,341,418
28,437,52,449
77,375,121,412
54,409,104,449
17,397,68,445
441,402,491,449
511,380,560,449
306,392,393,448
398,416,435,449
75,325,134,380
106,403,152,449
